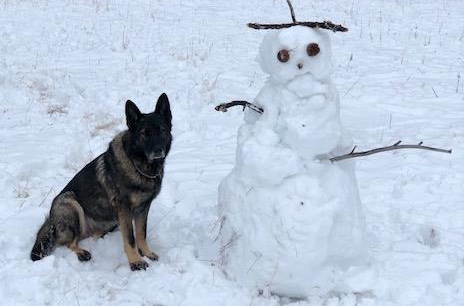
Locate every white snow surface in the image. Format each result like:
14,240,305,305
0,0,463,305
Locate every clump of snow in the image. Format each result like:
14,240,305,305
219,163,367,297
219,26,367,297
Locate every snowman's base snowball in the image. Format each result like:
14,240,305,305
218,161,367,298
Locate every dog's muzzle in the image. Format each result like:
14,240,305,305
146,150,165,162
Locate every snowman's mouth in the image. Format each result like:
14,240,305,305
286,73,328,98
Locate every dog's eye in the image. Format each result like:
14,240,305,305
140,129,147,137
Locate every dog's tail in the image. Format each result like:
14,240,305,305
30,217,56,261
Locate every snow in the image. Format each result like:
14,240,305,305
219,166,367,297
218,25,367,297
0,0,463,305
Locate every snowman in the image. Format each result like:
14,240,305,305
217,13,368,298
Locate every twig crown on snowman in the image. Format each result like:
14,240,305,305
248,0,348,33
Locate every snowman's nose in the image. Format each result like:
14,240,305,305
297,63,303,69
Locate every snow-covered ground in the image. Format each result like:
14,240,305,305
0,0,463,305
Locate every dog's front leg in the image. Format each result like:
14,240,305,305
118,206,148,271
134,203,159,261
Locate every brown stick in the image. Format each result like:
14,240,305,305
286,0,297,23
330,141,452,162
248,0,347,33
248,21,348,32
215,101,263,114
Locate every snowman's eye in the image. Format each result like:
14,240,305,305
307,43,320,56
277,49,290,63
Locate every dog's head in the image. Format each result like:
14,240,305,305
125,93,172,162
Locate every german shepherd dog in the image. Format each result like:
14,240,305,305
31,93,172,271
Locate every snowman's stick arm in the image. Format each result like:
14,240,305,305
215,101,264,114
247,21,348,33
330,141,452,162
213,105,452,159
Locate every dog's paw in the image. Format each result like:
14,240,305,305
138,248,159,261
145,252,159,261
77,250,92,262
130,260,149,271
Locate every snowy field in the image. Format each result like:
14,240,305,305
0,0,463,305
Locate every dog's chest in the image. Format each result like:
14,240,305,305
129,186,160,207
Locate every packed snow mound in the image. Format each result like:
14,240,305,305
219,162,367,297
219,25,368,297
244,79,344,158
253,26,344,158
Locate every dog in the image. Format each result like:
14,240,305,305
30,93,172,271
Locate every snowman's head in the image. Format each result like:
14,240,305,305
259,26,333,84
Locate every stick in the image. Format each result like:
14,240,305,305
248,1,347,32
286,0,297,23
215,101,263,114
248,21,348,32
330,141,452,162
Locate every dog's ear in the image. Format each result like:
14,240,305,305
125,100,142,130
155,93,172,130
